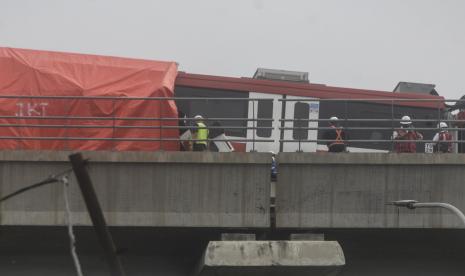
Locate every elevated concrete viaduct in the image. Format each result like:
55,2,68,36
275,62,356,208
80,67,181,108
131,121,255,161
0,151,464,275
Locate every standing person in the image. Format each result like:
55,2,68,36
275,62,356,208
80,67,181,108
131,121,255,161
270,151,277,181
178,111,190,151
433,122,452,153
392,115,423,153
192,115,209,152
323,116,347,153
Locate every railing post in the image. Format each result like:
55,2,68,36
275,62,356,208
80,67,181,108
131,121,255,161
64,98,70,151
111,98,116,151
391,100,394,152
252,99,256,152
344,100,349,149
298,119,301,153
159,99,163,151
298,117,302,152
437,99,441,153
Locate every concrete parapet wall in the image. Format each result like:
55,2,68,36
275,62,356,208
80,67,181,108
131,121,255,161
276,153,465,229
4,151,463,229
0,151,270,227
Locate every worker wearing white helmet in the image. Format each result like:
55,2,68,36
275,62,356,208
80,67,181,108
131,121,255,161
192,114,209,151
400,115,412,125
329,116,339,124
392,115,423,153
323,116,347,152
438,122,448,129
433,121,452,153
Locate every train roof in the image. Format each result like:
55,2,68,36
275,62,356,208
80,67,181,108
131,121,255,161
176,72,445,109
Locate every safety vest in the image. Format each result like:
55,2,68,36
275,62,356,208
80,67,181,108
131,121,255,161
394,130,419,153
438,131,452,153
329,126,345,147
195,122,209,145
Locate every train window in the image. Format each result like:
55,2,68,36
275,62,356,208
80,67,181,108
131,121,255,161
423,114,434,127
175,86,249,137
370,131,384,143
293,102,309,140
190,99,248,137
256,100,273,138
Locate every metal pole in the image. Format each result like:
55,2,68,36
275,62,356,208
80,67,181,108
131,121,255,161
413,202,465,226
391,100,394,152
298,118,302,153
437,101,442,153
69,153,125,276
112,98,116,151
64,98,70,151
388,200,465,227
252,99,256,152
345,100,349,151
159,99,163,151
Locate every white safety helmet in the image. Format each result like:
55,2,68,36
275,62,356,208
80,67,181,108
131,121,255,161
194,115,203,120
400,115,412,125
329,116,339,124
438,122,448,129
269,151,276,155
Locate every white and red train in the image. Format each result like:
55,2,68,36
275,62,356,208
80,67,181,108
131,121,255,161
0,47,449,153
174,71,446,153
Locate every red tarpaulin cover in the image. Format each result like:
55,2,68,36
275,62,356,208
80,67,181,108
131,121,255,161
0,47,179,151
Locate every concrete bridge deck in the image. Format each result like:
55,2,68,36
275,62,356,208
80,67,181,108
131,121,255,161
277,153,465,229
1,151,465,275
0,151,270,227
1,150,464,229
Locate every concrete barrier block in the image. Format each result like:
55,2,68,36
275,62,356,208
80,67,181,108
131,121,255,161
195,240,345,276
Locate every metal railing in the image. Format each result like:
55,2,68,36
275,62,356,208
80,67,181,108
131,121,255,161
0,96,275,151
2,95,465,152
278,98,464,152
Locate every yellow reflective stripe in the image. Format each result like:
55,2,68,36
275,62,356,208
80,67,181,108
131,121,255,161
196,122,208,145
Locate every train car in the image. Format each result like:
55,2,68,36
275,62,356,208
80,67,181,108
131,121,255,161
0,47,449,153
174,71,446,153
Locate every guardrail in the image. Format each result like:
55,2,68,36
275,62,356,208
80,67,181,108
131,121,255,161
278,98,464,152
1,95,465,152
0,96,275,151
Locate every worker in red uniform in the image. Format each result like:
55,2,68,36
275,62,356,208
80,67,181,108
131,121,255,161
433,122,453,153
392,115,423,153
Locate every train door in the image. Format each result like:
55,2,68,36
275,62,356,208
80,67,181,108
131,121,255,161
282,95,320,152
246,92,282,152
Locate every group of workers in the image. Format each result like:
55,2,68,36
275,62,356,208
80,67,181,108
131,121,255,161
324,115,453,153
181,113,453,153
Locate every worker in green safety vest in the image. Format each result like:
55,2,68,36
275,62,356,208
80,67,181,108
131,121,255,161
192,115,209,151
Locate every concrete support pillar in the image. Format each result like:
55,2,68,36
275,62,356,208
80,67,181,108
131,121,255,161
194,240,345,276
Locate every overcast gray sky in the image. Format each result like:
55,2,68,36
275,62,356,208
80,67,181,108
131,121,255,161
1,0,464,98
